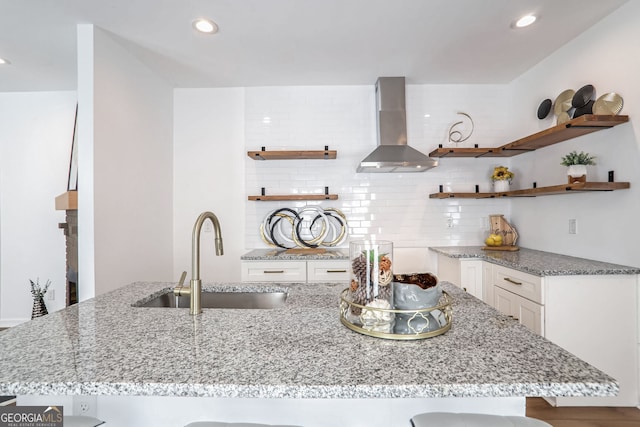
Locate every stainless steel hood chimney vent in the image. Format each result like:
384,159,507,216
357,77,438,173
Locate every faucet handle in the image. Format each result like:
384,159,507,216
174,271,189,297
178,271,187,287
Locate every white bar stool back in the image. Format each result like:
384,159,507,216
62,415,105,427
184,423,302,427
411,412,552,427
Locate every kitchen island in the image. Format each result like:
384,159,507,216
0,280,616,426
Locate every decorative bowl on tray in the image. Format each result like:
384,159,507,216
340,271,452,340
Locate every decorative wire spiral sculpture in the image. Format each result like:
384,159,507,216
448,112,474,144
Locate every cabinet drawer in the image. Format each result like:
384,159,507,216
493,266,543,304
241,261,306,283
307,260,350,283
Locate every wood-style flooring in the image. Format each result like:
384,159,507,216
527,398,640,427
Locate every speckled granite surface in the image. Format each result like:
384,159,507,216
430,246,640,276
241,248,348,260
0,281,616,399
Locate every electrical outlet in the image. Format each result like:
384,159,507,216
47,289,55,301
203,221,213,233
73,396,97,417
568,219,577,234
446,216,454,228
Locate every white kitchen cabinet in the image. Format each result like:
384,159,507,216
306,260,350,283
493,266,543,304
436,254,485,301
490,265,638,407
492,265,545,334
241,259,349,283
493,286,543,335
240,261,306,282
460,260,484,300
482,262,494,306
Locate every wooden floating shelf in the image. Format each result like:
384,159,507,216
248,194,339,201
247,149,337,160
429,182,630,199
429,115,629,158
55,190,78,210
427,147,515,158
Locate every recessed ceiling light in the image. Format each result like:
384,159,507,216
0,57,10,65
514,14,537,28
193,18,219,34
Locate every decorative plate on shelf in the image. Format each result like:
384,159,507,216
573,99,594,118
593,92,624,115
537,98,552,119
571,84,595,108
557,111,571,125
553,89,575,116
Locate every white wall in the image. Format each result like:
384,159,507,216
508,1,640,268
243,84,512,256
80,26,174,295
172,84,513,279
0,91,77,325
77,24,96,301
173,88,246,282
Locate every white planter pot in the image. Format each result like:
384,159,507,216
567,164,587,178
493,180,510,193
567,164,587,183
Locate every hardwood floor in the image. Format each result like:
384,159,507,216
526,398,640,427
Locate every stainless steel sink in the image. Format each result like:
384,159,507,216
136,290,287,309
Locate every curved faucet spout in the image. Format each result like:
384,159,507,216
192,211,224,280
188,211,224,315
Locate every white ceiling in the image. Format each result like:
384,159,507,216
0,0,629,92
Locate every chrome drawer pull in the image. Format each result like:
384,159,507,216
264,270,285,274
327,269,347,273
504,277,523,285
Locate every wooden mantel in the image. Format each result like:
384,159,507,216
55,191,77,210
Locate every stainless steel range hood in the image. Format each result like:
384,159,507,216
357,77,438,173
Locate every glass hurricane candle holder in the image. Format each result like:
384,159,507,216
348,240,394,332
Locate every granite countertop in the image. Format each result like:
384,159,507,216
429,246,640,276
0,281,616,399
242,248,349,260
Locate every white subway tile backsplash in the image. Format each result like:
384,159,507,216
245,84,511,249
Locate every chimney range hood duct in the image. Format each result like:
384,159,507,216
357,77,438,173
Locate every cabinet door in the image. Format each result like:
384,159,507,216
494,286,544,335
482,262,493,305
436,254,461,287
307,260,350,283
460,260,483,300
494,285,517,317
241,261,306,282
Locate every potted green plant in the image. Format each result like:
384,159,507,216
560,151,595,183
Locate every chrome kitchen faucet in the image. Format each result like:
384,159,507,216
174,211,224,314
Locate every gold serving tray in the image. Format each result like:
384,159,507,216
339,289,453,340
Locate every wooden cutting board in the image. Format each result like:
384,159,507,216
482,245,519,251
284,248,327,255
